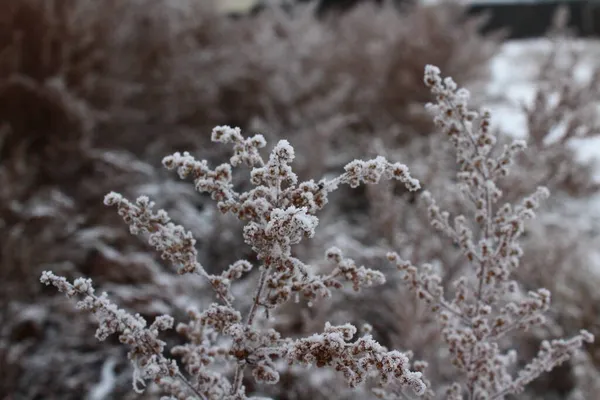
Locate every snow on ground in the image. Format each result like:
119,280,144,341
483,38,600,264
485,38,600,171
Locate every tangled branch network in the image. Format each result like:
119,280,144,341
41,65,592,400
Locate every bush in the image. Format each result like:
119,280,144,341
3,1,599,398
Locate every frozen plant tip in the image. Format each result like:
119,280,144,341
40,271,184,395
42,125,423,399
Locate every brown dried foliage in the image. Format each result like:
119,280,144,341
0,0,504,398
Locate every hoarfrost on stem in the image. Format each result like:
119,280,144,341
384,65,593,399
42,125,422,399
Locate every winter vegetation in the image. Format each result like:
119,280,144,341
2,0,600,399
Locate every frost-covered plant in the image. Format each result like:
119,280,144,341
2,1,499,396
39,66,596,400
383,66,594,399
351,33,600,397
41,125,425,399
